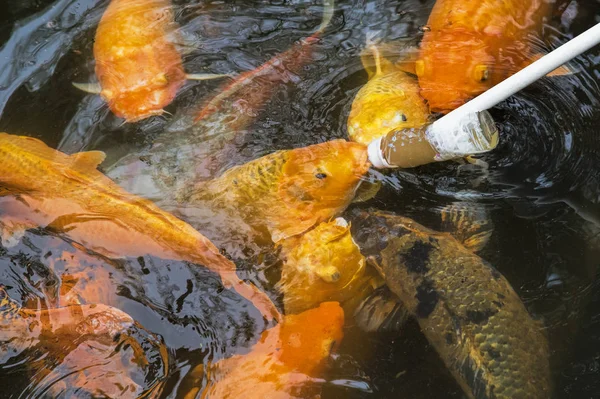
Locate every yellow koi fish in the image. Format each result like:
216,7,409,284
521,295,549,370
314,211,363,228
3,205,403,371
0,132,279,320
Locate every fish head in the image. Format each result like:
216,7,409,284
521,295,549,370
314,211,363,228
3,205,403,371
280,140,370,214
348,70,430,145
416,31,496,113
101,69,185,123
278,301,345,376
279,218,367,313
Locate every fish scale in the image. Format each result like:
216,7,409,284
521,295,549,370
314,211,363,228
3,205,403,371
350,210,551,399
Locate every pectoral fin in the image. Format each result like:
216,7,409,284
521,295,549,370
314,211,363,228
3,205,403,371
439,202,493,252
354,285,408,332
69,151,107,172
185,73,234,81
72,82,102,94
352,180,382,203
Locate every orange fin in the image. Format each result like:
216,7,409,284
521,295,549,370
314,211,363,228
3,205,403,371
524,53,577,76
69,151,106,171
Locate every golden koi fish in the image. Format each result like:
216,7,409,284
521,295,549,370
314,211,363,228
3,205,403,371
183,301,344,399
278,217,379,315
183,140,370,243
348,44,430,145
0,132,279,320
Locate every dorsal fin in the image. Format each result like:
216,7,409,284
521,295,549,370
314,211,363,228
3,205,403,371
360,45,396,79
439,202,494,252
69,151,106,172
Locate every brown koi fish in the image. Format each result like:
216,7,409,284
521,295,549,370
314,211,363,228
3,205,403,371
350,209,551,398
0,132,279,320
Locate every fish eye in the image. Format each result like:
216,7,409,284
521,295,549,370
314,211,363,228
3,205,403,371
315,173,327,179
474,65,489,82
401,114,407,122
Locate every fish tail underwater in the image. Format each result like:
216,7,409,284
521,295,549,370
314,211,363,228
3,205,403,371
1,0,600,398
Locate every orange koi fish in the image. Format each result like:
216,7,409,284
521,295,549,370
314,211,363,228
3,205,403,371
0,287,167,398
183,301,344,399
193,0,335,124
412,0,571,112
0,133,279,320
76,0,228,122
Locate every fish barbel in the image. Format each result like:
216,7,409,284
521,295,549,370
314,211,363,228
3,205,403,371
348,44,429,145
350,209,551,399
183,140,370,244
183,301,344,399
0,132,279,320
413,0,570,112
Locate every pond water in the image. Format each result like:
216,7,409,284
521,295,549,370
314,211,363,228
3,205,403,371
1,0,600,398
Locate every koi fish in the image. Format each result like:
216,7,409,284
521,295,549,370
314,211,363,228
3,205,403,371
277,217,379,315
105,0,336,199
412,0,572,112
182,301,344,399
350,208,551,398
348,44,430,145
75,0,228,122
183,140,370,244
0,132,279,320
0,287,167,398
193,0,335,124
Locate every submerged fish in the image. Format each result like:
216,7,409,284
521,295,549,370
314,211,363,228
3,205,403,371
349,209,551,398
193,0,335,124
106,0,336,195
78,0,227,122
412,0,571,112
0,287,167,398
277,217,378,315
348,44,429,145
182,140,370,244
183,301,344,399
0,132,279,320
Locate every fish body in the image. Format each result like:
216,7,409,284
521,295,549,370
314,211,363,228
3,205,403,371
193,0,334,124
94,0,185,122
350,209,551,399
278,217,378,314
0,287,167,398
348,45,429,145
106,0,336,195
0,133,279,320
416,0,554,112
184,140,370,243
189,302,344,399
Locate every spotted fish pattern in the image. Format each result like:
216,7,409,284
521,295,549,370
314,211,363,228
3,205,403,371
349,209,551,399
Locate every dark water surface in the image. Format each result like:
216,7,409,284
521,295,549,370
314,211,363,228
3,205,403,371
1,0,600,397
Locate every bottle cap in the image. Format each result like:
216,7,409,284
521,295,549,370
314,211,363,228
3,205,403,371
368,137,394,169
